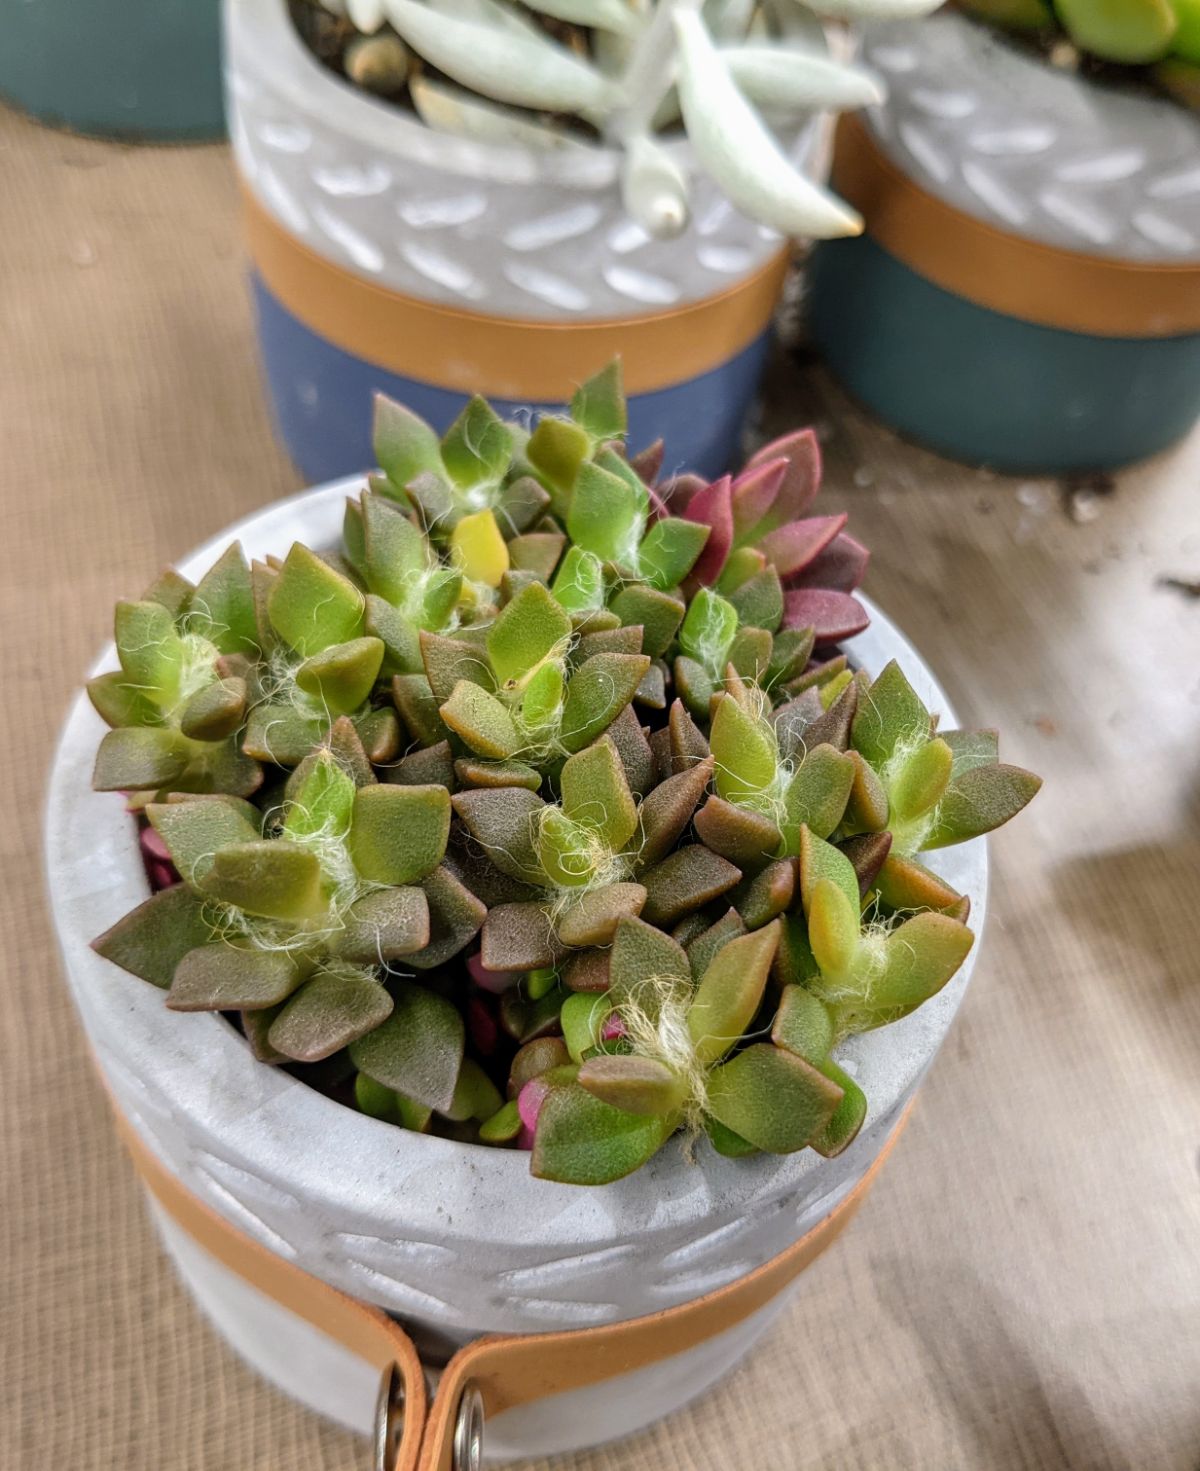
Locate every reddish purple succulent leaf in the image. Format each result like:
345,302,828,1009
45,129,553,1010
681,475,733,586
518,1075,553,1133
783,588,869,643
141,827,171,863
730,458,786,540
630,438,664,487
760,515,847,578
747,428,821,525
787,532,870,594
658,471,706,510
466,950,521,995
467,994,500,1056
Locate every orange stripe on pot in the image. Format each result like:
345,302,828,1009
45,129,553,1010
832,115,1200,340
109,1084,911,1470
241,183,790,398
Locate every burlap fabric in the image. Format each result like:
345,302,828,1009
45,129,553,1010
2,104,1198,1471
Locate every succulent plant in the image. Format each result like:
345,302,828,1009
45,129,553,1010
93,744,467,1075
298,0,953,240
88,549,264,800
959,0,1200,108
89,363,1040,1184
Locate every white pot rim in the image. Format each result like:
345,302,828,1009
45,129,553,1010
227,0,822,193
46,476,987,1312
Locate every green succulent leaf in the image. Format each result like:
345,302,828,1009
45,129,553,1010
781,743,856,848
336,886,431,962
710,692,778,806
890,736,954,825
798,826,861,918
705,1044,843,1154
147,799,261,886
557,882,647,947
567,461,642,566
679,587,739,679
92,726,191,791
560,652,650,754
441,1057,504,1123
179,677,246,742
810,1059,867,1158
441,395,513,490
348,981,466,1111
188,544,259,656
295,637,385,716
114,599,186,706
578,1054,688,1116
440,681,523,759
283,751,356,843
608,915,691,1023
487,580,573,688
167,945,303,1012
374,394,445,493
560,737,638,852
851,660,930,769
532,1084,673,1184
561,991,614,1062
269,544,366,656
92,885,216,988
570,360,627,442
551,545,605,615
771,984,835,1064
807,876,861,980
199,840,328,922
687,920,779,1067
923,764,1043,849
636,517,710,591
349,784,451,885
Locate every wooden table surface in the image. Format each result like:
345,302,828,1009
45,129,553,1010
3,105,1198,1471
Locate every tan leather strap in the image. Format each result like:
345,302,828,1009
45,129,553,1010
832,114,1200,339
241,183,790,398
113,1103,911,1470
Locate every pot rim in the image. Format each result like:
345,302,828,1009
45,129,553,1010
226,0,821,193
46,476,988,1253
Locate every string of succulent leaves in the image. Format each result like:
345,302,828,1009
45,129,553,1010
299,0,954,240
90,361,1039,1185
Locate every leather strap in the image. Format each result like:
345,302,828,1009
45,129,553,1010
113,1103,911,1470
831,114,1200,339
241,183,790,398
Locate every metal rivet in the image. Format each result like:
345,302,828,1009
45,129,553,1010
452,1382,485,1471
373,1362,406,1471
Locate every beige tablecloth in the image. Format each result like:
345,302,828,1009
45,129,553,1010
3,104,1198,1471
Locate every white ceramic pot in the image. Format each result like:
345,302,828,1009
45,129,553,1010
47,479,988,1463
224,0,827,483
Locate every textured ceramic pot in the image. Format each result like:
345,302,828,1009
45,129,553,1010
47,480,988,1463
806,13,1200,474
0,0,223,139
224,0,830,484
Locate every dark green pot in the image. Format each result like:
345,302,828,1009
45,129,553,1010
0,0,224,139
808,229,1200,477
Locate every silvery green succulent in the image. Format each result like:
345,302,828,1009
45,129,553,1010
88,363,1039,1184
301,0,951,239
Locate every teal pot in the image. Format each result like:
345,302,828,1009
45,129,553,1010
807,15,1200,475
0,0,223,140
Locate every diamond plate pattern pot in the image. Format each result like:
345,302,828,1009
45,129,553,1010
47,479,988,1462
224,0,834,484
806,13,1200,474
0,0,223,139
